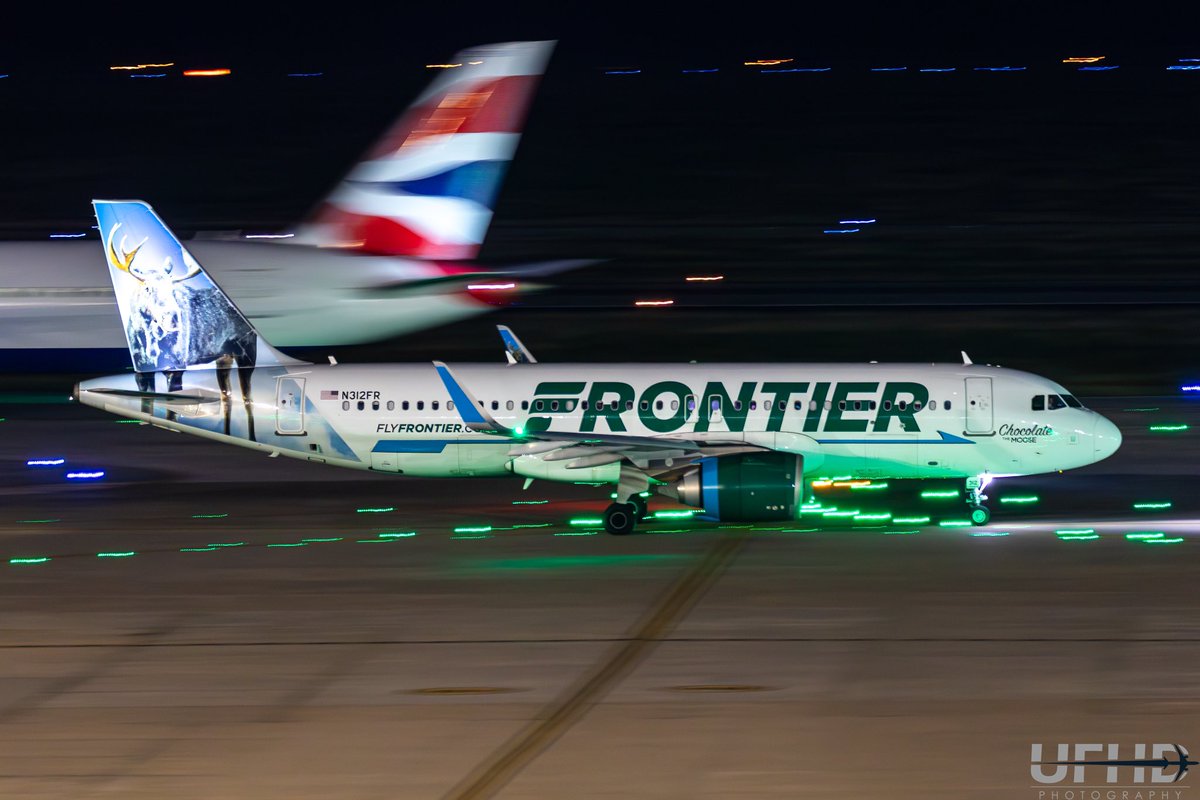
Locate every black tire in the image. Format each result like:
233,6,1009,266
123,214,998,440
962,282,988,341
969,506,991,526
604,503,637,535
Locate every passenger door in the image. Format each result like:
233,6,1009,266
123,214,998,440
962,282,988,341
964,377,993,435
275,376,306,435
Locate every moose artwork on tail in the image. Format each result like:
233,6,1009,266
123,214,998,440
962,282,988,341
101,211,262,440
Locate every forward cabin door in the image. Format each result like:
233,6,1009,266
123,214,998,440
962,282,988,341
276,376,306,435
963,377,994,435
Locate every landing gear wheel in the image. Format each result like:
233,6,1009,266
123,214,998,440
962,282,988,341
628,494,650,521
604,503,637,536
969,506,991,526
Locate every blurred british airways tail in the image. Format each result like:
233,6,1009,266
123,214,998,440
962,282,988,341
94,200,303,375
296,40,555,259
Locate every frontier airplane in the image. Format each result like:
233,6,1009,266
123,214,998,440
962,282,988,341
0,41,572,370
76,201,1123,534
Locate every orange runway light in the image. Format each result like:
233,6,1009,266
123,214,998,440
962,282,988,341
426,63,463,69
110,62,175,70
1062,56,1105,63
635,299,675,307
745,58,793,66
183,68,231,77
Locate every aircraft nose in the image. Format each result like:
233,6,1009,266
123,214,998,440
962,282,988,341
1093,414,1122,462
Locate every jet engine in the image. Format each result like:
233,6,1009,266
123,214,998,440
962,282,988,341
673,452,804,521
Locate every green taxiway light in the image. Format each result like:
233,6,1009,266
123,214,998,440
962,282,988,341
1148,424,1189,432
191,513,228,519
96,551,136,558
554,530,600,537
717,524,754,529
511,500,548,505
652,510,695,519
778,528,820,533
114,419,142,423
568,518,604,527
1143,537,1185,544
938,520,971,528
970,531,1010,537
356,506,396,513
510,523,551,529
1059,535,1100,541
822,510,860,518
1132,502,1173,510
1123,407,1159,412
301,537,345,543
377,532,416,538
180,547,217,552
267,543,307,548
850,482,889,491
208,542,246,547
1055,528,1096,535
1125,532,1164,540
999,496,1039,505
17,519,60,524
853,513,892,521
892,516,931,524
9,557,50,564
883,529,920,535
921,490,960,499
453,526,492,534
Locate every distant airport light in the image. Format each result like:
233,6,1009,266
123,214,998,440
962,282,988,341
823,228,860,234
870,67,908,72
244,233,295,239
66,471,105,480
286,72,323,77
183,69,231,77
49,233,85,239
762,67,831,73
467,60,483,65
604,69,641,75
838,218,876,224
1181,384,1200,392
426,63,463,69
919,68,956,72
129,74,167,79
26,458,65,467
973,66,1027,72
681,68,719,73
685,275,724,282
1167,65,1200,71
1063,56,1105,63
110,62,175,70
191,513,228,518
0,74,9,79
1180,59,1200,62
1079,65,1120,71
466,282,516,290
635,299,675,307
744,58,793,66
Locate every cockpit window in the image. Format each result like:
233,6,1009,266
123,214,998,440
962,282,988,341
1031,395,1045,411
1062,394,1083,409
1048,394,1067,410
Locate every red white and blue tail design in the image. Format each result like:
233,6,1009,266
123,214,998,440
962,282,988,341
300,41,555,259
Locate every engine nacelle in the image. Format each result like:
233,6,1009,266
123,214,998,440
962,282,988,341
675,452,803,521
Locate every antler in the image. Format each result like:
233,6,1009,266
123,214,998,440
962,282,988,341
105,222,147,274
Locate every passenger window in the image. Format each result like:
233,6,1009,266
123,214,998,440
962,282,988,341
640,400,649,411
372,400,380,411
810,400,817,411
913,401,922,411
1031,395,1044,411
625,401,633,411
883,400,891,411
342,400,350,411
432,401,439,411
1048,395,1067,410
386,400,394,411
494,400,501,411
520,400,528,410
550,400,559,412
506,400,514,411
852,401,861,411
897,401,907,410
944,401,951,410
928,400,937,411
356,401,364,411
794,400,803,410
417,401,425,411
534,400,544,411
448,400,455,410
402,401,410,411
670,399,679,411
824,401,831,411
566,400,577,412
838,401,847,411
656,400,664,411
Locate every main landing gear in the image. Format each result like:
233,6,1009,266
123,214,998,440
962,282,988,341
965,475,991,526
604,493,651,536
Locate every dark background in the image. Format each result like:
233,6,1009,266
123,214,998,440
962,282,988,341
2,2,1200,393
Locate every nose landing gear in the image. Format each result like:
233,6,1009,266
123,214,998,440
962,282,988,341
965,475,991,526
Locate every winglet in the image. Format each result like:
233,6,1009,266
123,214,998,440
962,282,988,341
961,351,973,366
497,325,537,364
433,361,505,432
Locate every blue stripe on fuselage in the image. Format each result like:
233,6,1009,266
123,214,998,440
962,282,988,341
372,439,509,454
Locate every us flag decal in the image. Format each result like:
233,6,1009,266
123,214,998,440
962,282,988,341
320,390,339,400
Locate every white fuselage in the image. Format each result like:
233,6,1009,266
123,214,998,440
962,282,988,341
0,240,489,360
78,361,1123,485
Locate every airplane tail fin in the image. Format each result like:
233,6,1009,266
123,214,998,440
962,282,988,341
297,40,555,259
93,200,304,374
